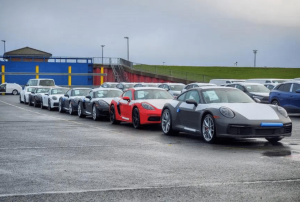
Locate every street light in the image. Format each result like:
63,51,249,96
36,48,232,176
124,37,129,60
253,50,258,67
101,45,105,65
1,40,6,55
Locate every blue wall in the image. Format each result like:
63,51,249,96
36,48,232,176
0,61,93,86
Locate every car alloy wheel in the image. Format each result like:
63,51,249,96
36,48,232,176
69,102,73,115
78,103,85,118
202,114,216,143
132,108,141,129
162,109,171,134
33,100,37,107
92,105,99,121
59,100,64,113
12,90,18,95
40,100,44,109
110,105,120,124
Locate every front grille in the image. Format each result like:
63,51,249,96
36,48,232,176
228,125,252,135
283,124,292,133
255,129,275,135
148,117,160,121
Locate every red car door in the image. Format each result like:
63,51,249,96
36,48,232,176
119,90,133,121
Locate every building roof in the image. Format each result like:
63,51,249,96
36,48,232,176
4,47,52,58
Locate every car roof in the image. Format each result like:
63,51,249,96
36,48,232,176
92,88,122,92
71,88,91,90
236,83,264,86
189,83,216,85
133,87,165,90
196,86,235,90
163,83,185,85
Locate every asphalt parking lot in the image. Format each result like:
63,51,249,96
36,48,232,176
0,95,300,202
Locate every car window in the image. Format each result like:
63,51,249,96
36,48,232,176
39,80,55,86
202,89,254,104
73,89,90,96
29,80,38,86
185,90,200,103
236,85,245,91
276,84,285,91
283,83,292,92
67,90,72,96
169,85,184,91
51,88,69,95
95,90,122,98
177,93,186,101
89,91,94,98
291,83,300,93
227,84,235,87
134,89,173,100
266,80,271,83
123,90,132,100
267,85,274,90
244,85,270,93
36,88,50,93
226,81,231,83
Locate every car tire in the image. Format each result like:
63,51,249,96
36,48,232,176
271,100,280,106
12,89,18,95
28,98,32,106
202,114,217,143
33,99,38,108
92,104,100,121
59,99,64,113
266,137,283,143
48,100,52,111
110,105,120,124
132,108,142,129
24,96,27,104
40,100,44,109
69,102,74,115
78,102,86,118
19,95,22,103
161,108,178,135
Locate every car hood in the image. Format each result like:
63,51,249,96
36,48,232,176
250,92,269,97
132,99,173,109
199,103,279,120
96,98,114,105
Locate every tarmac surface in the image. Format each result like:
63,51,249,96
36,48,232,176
0,95,300,201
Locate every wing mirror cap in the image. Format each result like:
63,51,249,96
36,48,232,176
45,93,49,96
85,95,92,99
296,89,300,93
122,96,130,102
186,99,198,106
64,94,69,97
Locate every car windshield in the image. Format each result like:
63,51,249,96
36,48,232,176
272,80,289,84
37,88,50,93
144,84,159,87
124,84,135,88
135,89,174,100
73,89,91,96
27,87,36,92
39,80,55,86
169,85,184,91
51,88,69,95
202,89,254,104
102,83,117,88
244,85,270,93
95,90,122,98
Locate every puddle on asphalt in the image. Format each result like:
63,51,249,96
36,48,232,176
263,150,300,161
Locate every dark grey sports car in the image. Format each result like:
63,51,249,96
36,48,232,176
161,86,292,143
77,88,123,120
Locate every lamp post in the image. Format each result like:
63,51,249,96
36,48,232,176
253,50,258,67
101,45,105,65
1,40,5,55
124,37,129,60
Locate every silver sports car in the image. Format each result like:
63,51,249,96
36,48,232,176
161,86,292,143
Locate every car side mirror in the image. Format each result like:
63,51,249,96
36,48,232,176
64,94,69,98
296,89,300,93
253,98,261,103
123,96,130,102
186,99,198,106
85,95,92,99
45,93,49,96
31,92,35,94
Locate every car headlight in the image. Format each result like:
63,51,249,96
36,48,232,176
252,95,264,100
141,103,155,110
98,100,109,107
277,106,288,118
52,96,57,100
219,106,235,118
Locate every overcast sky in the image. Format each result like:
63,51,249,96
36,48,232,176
1,0,300,67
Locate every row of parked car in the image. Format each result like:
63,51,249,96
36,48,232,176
16,78,293,144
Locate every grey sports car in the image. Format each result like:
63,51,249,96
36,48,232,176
161,86,292,143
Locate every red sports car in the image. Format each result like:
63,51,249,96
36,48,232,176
109,87,174,128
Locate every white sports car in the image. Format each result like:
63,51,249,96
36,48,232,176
40,87,69,110
20,86,38,104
